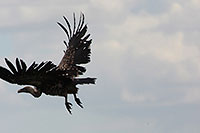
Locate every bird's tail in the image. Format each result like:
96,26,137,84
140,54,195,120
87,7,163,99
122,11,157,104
74,77,96,85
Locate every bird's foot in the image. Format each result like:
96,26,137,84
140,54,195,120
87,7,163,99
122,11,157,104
75,98,83,108
65,102,73,114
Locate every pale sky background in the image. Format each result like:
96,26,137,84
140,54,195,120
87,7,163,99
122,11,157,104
0,0,200,133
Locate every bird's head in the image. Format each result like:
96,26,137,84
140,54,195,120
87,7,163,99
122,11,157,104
18,86,42,98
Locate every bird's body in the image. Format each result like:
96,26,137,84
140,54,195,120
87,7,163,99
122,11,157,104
0,13,96,114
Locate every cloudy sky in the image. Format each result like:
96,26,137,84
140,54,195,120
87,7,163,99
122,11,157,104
0,0,200,132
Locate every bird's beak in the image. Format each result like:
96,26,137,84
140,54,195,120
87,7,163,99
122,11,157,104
17,88,26,93
17,86,41,98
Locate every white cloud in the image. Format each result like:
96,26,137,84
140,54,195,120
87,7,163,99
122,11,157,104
121,88,156,103
90,0,124,12
170,2,183,13
99,0,200,107
191,0,200,7
0,0,200,132
121,86,200,106
1,0,199,107
183,88,200,104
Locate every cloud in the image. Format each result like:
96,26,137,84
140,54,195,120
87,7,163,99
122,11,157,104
0,0,199,107
121,88,156,103
0,0,200,132
96,0,200,106
183,88,200,104
121,86,200,106
0,80,26,105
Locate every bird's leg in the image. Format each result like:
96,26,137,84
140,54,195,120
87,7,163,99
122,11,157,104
65,95,73,114
73,94,83,108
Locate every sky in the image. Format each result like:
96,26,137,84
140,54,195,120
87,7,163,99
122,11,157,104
0,0,200,133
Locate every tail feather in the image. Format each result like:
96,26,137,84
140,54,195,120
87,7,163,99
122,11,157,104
74,77,96,85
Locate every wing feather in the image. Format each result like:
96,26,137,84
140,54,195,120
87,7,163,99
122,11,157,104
76,14,82,32
72,13,76,35
26,61,37,73
5,58,18,75
0,66,15,83
63,16,72,37
20,59,27,72
57,13,92,77
57,22,70,39
0,58,59,86
16,58,22,74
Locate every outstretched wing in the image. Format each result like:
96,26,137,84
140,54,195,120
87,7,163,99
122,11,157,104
0,58,60,86
57,13,92,77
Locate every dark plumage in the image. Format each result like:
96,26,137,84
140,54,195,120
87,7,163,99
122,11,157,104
0,13,96,114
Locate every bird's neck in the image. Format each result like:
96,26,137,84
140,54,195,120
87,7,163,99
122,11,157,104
30,87,42,98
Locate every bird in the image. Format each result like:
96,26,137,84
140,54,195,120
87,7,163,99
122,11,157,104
0,13,96,114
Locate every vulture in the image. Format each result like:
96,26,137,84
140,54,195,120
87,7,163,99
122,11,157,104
0,13,96,114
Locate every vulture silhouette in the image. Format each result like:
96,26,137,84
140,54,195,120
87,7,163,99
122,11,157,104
0,13,96,114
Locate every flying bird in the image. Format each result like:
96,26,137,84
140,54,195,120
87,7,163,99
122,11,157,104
0,13,96,114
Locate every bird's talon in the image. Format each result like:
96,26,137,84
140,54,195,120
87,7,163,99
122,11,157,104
66,102,73,114
68,102,72,106
75,98,83,108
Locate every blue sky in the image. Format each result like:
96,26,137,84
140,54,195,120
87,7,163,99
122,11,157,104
0,0,200,133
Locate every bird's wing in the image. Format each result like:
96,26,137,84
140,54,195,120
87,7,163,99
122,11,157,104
0,58,61,86
57,13,92,77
